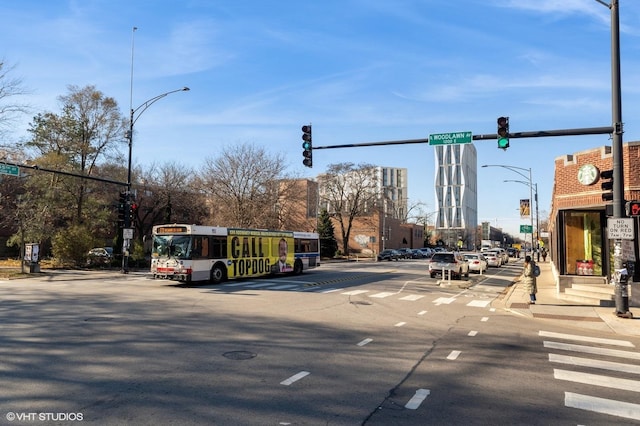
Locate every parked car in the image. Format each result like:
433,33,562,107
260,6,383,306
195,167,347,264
377,249,400,261
87,247,113,266
487,248,509,264
410,249,426,259
428,252,469,279
419,248,434,258
396,248,413,259
484,251,502,267
462,252,488,274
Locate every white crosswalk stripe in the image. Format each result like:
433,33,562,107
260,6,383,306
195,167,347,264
541,329,640,421
370,291,397,298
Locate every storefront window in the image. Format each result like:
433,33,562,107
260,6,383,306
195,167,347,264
563,211,603,275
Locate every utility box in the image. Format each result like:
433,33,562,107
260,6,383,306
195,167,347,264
24,243,40,273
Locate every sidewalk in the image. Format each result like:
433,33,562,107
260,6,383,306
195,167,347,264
493,259,640,338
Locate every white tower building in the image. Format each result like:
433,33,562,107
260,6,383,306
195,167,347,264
434,143,478,249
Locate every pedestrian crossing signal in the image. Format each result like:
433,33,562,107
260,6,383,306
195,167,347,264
626,200,640,216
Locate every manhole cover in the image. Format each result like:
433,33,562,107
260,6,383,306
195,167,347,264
223,351,257,360
350,300,372,305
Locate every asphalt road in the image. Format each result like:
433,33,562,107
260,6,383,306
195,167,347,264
1,260,639,425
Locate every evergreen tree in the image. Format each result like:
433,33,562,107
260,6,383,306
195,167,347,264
317,209,338,258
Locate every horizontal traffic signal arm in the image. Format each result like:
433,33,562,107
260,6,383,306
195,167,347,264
0,160,127,185
311,126,615,150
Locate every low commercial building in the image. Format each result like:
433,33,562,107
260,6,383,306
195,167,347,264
549,141,640,285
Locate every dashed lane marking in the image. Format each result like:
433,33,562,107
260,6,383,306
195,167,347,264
280,371,310,386
446,350,461,360
405,389,430,410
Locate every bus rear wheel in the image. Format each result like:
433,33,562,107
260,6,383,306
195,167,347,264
293,259,303,275
210,264,226,284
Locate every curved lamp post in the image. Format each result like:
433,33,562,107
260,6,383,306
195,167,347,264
122,87,190,273
481,164,535,255
126,87,190,190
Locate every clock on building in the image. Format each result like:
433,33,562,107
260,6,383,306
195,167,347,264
577,164,599,186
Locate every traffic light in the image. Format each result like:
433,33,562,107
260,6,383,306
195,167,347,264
127,200,138,227
626,200,640,216
302,124,312,167
497,116,509,150
117,191,127,227
601,169,614,202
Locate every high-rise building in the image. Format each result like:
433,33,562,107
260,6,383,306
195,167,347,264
434,143,478,249
377,166,408,220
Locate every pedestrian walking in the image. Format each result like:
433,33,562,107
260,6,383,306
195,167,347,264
541,247,547,262
522,255,538,304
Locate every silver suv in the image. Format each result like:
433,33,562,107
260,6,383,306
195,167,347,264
429,252,469,279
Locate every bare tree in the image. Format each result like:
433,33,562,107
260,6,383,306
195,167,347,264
133,162,209,239
197,143,293,229
25,85,126,224
318,162,379,256
0,59,30,141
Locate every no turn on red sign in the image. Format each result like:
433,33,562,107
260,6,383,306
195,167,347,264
607,218,634,240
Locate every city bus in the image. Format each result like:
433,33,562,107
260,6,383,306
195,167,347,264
150,224,320,284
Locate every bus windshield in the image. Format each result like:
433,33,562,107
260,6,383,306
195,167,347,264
152,235,192,260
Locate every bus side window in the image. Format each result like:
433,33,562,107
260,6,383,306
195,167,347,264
191,236,204,259
211,236,226,259
201,237,209,258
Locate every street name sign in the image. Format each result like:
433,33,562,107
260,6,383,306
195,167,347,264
607,218,634,240
520,225,533,234
429,131,472,146
0,163,19,176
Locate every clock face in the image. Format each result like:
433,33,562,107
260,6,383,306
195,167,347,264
577,164,599,186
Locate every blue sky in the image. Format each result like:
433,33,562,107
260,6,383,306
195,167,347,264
2,0,640,237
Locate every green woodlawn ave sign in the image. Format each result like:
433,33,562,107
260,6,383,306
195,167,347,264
429,131,472,146
0,163,19,176
520,225,533,234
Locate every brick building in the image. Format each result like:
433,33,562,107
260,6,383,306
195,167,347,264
549,141,640,279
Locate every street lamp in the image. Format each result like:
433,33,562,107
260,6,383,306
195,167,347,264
126,87,190,190
481,164,535,255
121,87,190,274
504,179,539,261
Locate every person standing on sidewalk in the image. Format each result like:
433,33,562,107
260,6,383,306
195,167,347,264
522,255,538,304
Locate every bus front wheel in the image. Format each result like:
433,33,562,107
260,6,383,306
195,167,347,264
210,264,226,284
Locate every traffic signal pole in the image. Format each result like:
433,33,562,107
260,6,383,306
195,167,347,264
607,0,631,318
